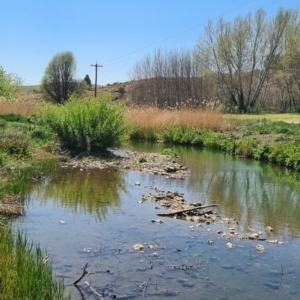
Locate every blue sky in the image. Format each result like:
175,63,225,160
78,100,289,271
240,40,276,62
0,0,298,86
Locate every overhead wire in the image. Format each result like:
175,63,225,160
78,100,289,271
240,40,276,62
75,0,285,81
101,0,284,68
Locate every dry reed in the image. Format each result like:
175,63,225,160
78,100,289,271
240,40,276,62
0,102,36,116
125,107,234,132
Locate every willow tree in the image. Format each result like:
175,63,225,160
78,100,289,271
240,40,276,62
271,10,300,111
41,51,79,103
194,8,295,113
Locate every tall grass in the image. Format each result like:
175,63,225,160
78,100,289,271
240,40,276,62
0,225,68,299
126,107,233,132
0,158,58,198
0,102,36,116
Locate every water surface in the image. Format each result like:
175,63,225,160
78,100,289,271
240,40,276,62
16,144,300,299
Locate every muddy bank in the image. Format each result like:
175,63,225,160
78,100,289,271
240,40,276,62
62,150,189,179
0,195,24,216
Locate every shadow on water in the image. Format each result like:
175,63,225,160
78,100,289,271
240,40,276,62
14,142,300,300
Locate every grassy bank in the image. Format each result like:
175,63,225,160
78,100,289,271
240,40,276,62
0,113,68,299
0,224,69,300
1,101,300,299
127,108,300,172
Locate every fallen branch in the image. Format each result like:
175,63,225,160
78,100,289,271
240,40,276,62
73,262,89,285
157,204,218,217
84,281,105,299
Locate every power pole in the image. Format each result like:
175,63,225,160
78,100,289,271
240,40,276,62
91,62,103,97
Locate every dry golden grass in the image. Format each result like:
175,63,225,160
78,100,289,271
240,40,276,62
0,102,36,116
125,107,235,132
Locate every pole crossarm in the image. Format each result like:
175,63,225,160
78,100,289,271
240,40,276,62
91,62,103,97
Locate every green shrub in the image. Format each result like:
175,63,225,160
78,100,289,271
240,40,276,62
162,148,178,155
138,156,147,163
38,95,129,153
162,125,195,144
130,126,158,141
0,150,7,166
0,134,31,158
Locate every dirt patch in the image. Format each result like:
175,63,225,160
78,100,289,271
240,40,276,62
0,195,24,216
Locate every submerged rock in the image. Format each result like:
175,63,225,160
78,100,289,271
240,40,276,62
266,226,274,233
256,244,265,252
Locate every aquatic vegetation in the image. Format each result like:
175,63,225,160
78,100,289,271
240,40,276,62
0,225,69,299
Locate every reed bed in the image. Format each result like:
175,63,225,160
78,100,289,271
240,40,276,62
0,102,36,116
0,226,67,299
125,107,234,132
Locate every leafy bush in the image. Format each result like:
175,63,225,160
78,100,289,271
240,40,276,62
138,156,147,163
130,126,158,141
0,66,22,100
162,125,196,144
0,150,7,166
0,134,31,158
162,148,177,155
38,95,129,153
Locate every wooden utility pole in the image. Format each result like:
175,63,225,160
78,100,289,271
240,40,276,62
91,62,103,97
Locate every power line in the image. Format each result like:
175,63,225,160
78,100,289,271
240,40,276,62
101,0,258,64
102,0,284,69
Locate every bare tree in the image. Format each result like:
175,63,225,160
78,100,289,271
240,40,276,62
130,49,215,109
194,8,295,113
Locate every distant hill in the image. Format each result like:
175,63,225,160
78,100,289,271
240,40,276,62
15,81,135,104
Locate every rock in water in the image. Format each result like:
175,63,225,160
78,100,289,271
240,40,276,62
256,244,265,252
226,242,233,249
133,244,144,251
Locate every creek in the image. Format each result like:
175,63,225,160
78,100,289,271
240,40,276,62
15,142,300,300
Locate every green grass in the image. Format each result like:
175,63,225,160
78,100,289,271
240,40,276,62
225,113,300,123
0,225,69,300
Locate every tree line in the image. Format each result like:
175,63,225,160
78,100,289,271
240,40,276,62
130,8,300,113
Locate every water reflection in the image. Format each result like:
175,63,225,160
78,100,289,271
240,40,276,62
29,166,126,221
130,142,300,237
16,143,300,299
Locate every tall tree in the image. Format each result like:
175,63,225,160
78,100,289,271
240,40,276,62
41,51,79,103
194,8,295,113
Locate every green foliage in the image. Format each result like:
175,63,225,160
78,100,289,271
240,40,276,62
162,148,178,156
235,138,259,157
0,114,32,124
41,51,80,103
130,126,158,141
0,150,7,166
138,156,147,163
0,66,22,100
0,134,31,158
38,95,129,153
0,226,68,299
162,125,196,144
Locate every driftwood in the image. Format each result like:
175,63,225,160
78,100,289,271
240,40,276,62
157,204,219,217
73,262,89,285
84,281,105,299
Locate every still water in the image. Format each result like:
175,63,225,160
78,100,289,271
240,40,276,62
15,143,300,299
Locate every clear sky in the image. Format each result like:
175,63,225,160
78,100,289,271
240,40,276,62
0,0,298,86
